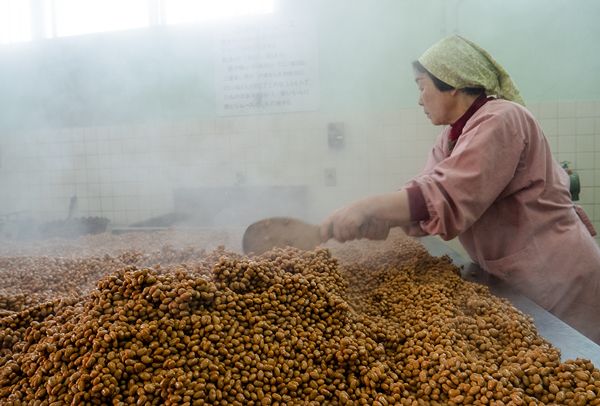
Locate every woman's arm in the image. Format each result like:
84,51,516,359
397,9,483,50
320,190,411,242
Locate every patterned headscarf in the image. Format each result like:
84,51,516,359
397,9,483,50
418,35,525,106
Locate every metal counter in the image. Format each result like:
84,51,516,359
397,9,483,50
419,236,600,366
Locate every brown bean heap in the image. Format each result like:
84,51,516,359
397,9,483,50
0,236,598,405
0,245,226,315
0,229,240,258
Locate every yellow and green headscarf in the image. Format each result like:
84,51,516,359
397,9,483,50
418,35,525,106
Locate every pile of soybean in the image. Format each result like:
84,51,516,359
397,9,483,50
0,236,598,405
0,245,223,315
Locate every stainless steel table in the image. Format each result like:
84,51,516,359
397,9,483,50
419,236,600,366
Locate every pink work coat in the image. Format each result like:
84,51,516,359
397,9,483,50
404,99,600,343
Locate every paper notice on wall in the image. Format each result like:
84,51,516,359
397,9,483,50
215,19,319,116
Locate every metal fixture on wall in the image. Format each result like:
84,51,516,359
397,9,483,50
561,161,580,201
324,168,337,187
327,122,345,150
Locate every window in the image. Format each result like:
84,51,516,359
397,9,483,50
0,0,32,44
164,0,274,25
0,0,275,45
43,0,150,38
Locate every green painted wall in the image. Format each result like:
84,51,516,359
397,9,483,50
0,0,598,130
308,0,600,110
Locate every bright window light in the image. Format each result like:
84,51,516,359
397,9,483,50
0,0,32,44
0,0,275,45
165,0,274,25
43,0,149,38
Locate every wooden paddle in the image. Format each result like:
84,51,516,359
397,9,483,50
242,217,323,255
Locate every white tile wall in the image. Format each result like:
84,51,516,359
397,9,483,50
1,101,600,238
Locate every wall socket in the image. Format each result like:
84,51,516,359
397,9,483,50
235,171,246,186
324,167,337,186
327,122,345,149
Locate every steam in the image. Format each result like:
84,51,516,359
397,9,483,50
0,0,598,249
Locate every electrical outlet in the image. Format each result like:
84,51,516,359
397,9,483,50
324,168,337,186
235,171,246,186
327,122,345,149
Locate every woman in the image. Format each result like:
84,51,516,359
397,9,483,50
320,35,600,343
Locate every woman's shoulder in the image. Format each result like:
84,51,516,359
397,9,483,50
482,98,534,118
478,99,539,127
468,99,542,144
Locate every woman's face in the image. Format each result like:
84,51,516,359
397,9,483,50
414,72,457,126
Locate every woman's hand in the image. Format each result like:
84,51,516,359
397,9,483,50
320,191,411,243
320,200,370,242
361,218,392,240
320,197,391,242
